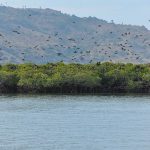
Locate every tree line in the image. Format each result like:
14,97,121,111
0,62,150,93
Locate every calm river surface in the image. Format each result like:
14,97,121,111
0,94,150,150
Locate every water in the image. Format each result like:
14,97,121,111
0,94,150,150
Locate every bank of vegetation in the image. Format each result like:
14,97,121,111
0,62,150,93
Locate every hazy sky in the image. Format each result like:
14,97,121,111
0,0,150,29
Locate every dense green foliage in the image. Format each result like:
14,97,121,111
0,62,150,93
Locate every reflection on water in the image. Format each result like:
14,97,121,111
0,95,150,150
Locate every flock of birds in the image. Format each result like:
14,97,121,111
0,7,150,64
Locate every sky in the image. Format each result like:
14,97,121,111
0,0,150,29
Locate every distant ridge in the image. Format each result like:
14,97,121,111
0,6,150,64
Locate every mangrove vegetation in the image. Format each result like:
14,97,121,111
0,62,150,93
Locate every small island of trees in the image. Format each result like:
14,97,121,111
0,62,150,93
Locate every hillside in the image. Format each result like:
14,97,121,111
0,6,150,64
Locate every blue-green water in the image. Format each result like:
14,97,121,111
0,95,150,150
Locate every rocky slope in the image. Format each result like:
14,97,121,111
0,6,150,64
